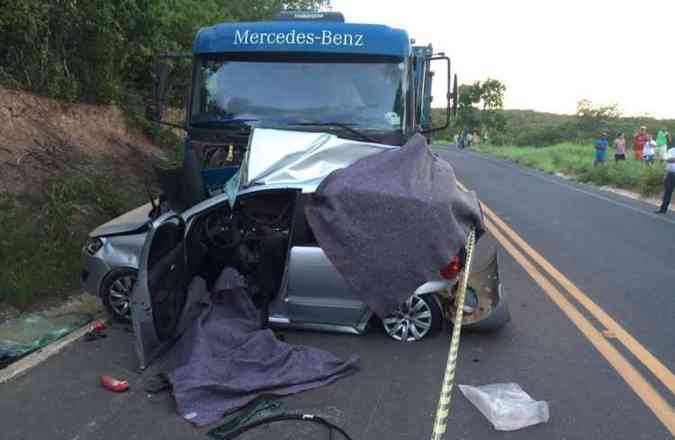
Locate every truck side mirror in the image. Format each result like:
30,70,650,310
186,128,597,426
420,55,452,133
147,58,170,121
452,73,459,118
146,53,192,130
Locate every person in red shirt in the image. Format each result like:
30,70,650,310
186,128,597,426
633,126,649,160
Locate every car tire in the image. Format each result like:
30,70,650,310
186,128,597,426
100,268,137,322
382,294,442,342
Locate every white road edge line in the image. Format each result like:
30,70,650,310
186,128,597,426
0,318,106,384
440,145,675,226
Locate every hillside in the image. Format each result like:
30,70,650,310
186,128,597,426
431,108,675,146
0,88,169,309
0,88,161,194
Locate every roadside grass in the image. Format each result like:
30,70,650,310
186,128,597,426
0,159,147,309
476,143,666,196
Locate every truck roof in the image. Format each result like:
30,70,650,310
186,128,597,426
193,20,410,57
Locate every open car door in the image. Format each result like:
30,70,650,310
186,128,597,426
130,213,188,369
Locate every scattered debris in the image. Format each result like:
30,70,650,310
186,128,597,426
83,321,107,341
100,375,129,392
83,331,107,342
207,400,283,439
91,320,106,332
0,313,92,368
459,383,550,431
211,412,355,440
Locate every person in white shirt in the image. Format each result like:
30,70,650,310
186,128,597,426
655,147,675,214
643,136,656,165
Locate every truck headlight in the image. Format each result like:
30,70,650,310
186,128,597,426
85,237,104,255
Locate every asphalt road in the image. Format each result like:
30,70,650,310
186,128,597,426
1,145,673,440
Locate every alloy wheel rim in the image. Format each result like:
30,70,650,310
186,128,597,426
108,275,135,317
382,295,433,341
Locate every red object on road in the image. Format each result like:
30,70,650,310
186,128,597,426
92,320,106,332
100,375,129,392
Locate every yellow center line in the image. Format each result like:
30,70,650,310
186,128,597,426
481,201,675,396
484,217,675,435
457,180,675,396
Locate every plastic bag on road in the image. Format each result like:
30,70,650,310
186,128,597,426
459,383,550,431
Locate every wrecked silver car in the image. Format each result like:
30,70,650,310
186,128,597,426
114,129,510,369
81,204,151,319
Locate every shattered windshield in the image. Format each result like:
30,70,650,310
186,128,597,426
192,57,405,131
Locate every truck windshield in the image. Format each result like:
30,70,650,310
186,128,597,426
192,58,405,132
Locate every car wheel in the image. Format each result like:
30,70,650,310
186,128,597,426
382,294,442,341
101,268,137,322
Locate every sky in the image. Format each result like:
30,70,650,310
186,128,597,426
330,0,675,118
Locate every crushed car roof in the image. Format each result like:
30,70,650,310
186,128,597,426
183,128,396,218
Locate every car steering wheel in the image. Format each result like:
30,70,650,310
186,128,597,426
204,210,242,249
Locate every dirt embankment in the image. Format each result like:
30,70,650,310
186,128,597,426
0,88,172,312
0,87,160,196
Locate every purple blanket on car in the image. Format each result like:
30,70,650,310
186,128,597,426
305,134,483,318
168,268,359,426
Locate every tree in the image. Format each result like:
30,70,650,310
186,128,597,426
226,0,331,21
0,0,331,104
454,78,506,137
480,78,506,111
576,99,622,120
575,99,622,133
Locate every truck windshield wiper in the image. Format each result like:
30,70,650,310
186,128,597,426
290,122,379,143
191,118,257,128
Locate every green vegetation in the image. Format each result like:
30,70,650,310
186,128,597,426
454,79,507,135
0,159,148,309
431,139,452,145
432,107,675,147
431,93,671,196
476,143,666,196
0,0,328,104
0,0,329,309
430,79,507,142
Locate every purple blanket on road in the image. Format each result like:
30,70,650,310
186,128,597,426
168,268,359,427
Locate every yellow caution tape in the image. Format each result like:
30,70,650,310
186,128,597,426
430,228,476,440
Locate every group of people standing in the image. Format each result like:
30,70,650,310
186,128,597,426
455,131,481,149
594,127,675,214
629,127,672,164
594,127,673,165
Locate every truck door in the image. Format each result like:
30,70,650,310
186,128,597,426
130,213,188,369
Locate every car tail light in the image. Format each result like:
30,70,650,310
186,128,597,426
440,253,464,280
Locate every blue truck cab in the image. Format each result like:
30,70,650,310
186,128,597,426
148,11,455,208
